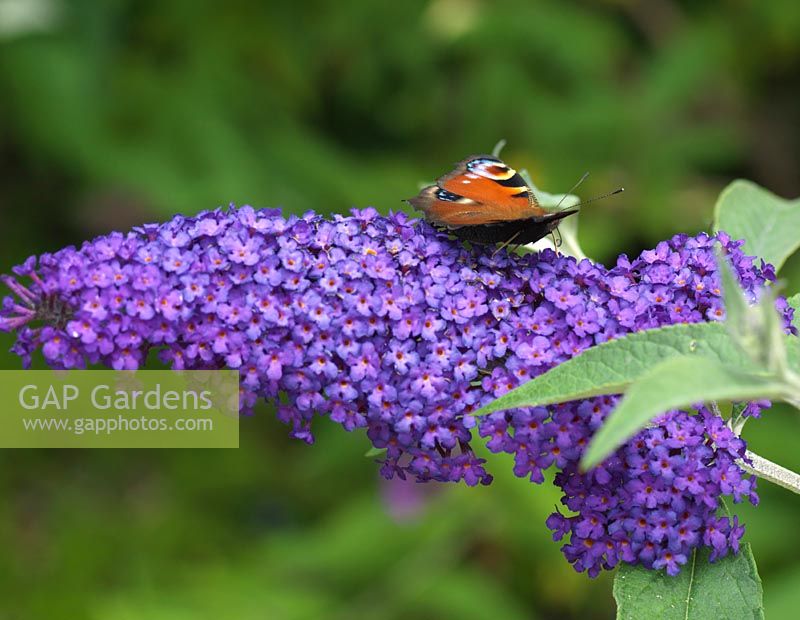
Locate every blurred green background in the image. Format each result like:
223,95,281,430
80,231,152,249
1,0,800,618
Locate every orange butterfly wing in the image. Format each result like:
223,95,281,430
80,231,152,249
406,186,493,227
407,155,551,227
439,156,548,220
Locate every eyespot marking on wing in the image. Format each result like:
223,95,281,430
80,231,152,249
436,188,475,204
467,158,515,181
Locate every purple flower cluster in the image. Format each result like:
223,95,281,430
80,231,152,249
0,206,792,576
546,407,754,576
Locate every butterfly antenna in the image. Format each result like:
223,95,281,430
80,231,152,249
570,187,625,210
491,139,507,158
554,172,590,210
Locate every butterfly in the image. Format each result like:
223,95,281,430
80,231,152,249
406,154,582,246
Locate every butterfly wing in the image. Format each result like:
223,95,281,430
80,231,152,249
407,155,552,227
438,155,549,220
405,186,494,227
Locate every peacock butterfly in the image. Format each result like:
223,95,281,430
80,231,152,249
406,153,619,246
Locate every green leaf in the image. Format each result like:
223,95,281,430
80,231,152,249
514,175,587,259
491,139,507,158
530,181,580,211
716,250,788,374
713,179,800,272
473,321,800,419
718,495,733,518
364,446,387,458
552,213,586,261
788,294,800,331
614,544,764,620
716,249,751,338
581,356,785,469
759,287,789,375
474,322,750,416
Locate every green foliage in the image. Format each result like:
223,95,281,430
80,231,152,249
583,356,784,469
474,322,799,417
474,316,800,470
715,221,791,377
614,544,764,620
789,294,800,330
718,249,753,336
90,491,538,620
364,446,387,458
521,178,587,259
714,180,800,273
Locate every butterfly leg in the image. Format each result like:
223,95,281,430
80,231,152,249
549,228,564,256
492,230,522,258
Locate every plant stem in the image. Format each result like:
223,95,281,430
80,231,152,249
742,450,800,496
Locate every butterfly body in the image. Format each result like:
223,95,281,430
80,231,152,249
431,210,575,244
407,154,577,245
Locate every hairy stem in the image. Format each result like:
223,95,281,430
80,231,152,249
742,449,800,496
